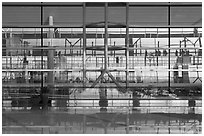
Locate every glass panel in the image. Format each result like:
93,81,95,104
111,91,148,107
2,28,43,108
2,7,41,26
43,7,83,26
170,28,202,98
108,7,126,24
129,7,168,26
2,3,202,134
130,28,168,86
171,7,202,26
86,7,104,24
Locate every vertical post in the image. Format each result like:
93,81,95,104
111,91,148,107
65,39,67,55
104,2,108,71
180,41,182,56
92,42,94,56
80,39,81,55
114,41,116,57
47,16,55,94
126,2,129,88
168,4,171,91
140,38,142,56
40,3,44,89
198,36,202,47
145,49,147,66
135,42,137,56
83,3,86,88
157,41,159,66
184,37,186,48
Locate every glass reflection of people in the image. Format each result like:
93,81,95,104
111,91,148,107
198,49,202,56
184,49,187,56
155,49,158,56
181,49,185,56
179,49,182,56
186,50,189,56
145,50,148,57
158,49,161,56
116,56,119,67
163,49,167,56
175,50,178,56
148,52,153,66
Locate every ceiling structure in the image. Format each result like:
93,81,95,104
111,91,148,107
2,2,202,28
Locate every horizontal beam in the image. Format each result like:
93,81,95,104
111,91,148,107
3,33,202,39
2,97,202,101
2,2,201,7
2,69,202,72
2,25,202,28
2,46,202,50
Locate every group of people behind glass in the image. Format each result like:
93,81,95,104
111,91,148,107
144,48,201,57
175,49,190,56
145,49,167,57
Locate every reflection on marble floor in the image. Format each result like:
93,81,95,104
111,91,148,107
2,87,202,134
2,104,202,134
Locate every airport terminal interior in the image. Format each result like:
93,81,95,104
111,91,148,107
2,2,202,134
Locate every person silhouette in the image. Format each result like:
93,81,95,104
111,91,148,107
175,50,178,56
163,49,167,56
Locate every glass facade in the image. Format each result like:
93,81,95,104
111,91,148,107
2,2,202,134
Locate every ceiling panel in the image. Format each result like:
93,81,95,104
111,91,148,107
171,7,202,26
43,7,83,25
2,6,41,26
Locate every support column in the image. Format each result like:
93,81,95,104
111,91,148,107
83,3,86,88
168,5,171,91
168,31,171,91
126,2,129,88
104,2,108,71
47,16,55,94
40,3,44,89
157,41,159,66
140,38,142,56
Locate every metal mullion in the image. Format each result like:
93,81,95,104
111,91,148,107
168,4,171,91
83,3,86,88
126,3,129,89
104,2,108,70
40,3,44,89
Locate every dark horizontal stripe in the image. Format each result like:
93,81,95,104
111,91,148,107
2,26,202,28
2,3,202,7
2,97,202,101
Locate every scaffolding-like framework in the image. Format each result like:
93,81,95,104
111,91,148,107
2,2,202,91
2,2,202,134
